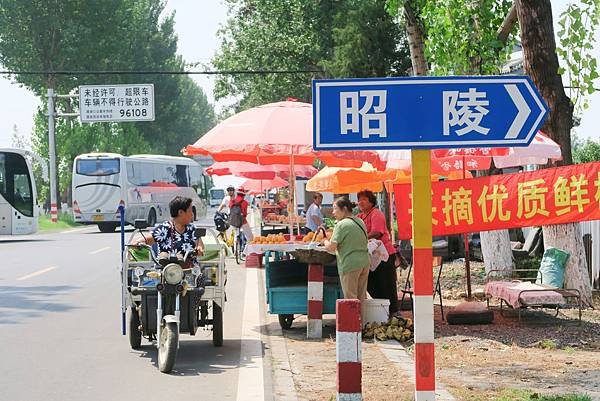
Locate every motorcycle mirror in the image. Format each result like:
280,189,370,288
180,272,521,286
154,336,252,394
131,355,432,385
134,219,149,230
195,227,206,238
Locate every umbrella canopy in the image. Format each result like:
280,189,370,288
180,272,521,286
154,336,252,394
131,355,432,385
377,132,561,173
306,163,471,193
241,176,289,194
183,100,383,168
206,161,317,180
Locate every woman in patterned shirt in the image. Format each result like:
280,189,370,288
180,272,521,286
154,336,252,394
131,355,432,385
134,196,204,265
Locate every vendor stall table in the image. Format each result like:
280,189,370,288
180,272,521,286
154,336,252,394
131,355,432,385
265,259,342,332
245,242,339,338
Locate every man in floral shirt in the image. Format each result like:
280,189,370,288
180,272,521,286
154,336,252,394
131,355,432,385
134,196,204,266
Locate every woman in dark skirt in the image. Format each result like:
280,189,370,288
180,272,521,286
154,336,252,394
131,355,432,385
357,190,398,315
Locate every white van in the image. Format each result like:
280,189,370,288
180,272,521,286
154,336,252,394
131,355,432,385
209,188,225,207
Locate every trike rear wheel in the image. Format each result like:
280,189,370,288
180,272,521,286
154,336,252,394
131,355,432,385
278,314,294,330
128,307,142,349
212,301,223,347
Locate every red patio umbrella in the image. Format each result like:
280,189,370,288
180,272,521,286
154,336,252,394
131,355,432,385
183,100,383,168
183,100,384,234
206,161,317,180
377,132,561,172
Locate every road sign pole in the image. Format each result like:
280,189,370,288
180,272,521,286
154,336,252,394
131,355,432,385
411,149,435,401
47,88,58,223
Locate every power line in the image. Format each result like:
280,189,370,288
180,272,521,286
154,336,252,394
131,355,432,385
0,69,323,76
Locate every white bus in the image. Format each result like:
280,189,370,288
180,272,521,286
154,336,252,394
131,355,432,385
0,148,46,235
72,153,209,232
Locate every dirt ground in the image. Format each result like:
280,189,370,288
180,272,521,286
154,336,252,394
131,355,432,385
279,316,415,401
403,260,600,399
272,261,600,400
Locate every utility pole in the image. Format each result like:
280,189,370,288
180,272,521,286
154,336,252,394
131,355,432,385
47,88,58,223
46,89,79,223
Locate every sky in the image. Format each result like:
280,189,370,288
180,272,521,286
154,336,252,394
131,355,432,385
0,0,598,154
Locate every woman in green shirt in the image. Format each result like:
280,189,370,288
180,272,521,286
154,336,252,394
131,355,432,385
323,197,370,300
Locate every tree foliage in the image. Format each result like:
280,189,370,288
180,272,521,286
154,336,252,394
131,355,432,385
419,0,514,75
556,0,600,115
385,0,515,75
572,135,600,163
0,0,215,155
213,0,410,111
0,0,216,203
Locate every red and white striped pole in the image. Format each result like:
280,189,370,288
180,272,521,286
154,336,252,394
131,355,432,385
336,299,362,401
50,203,58,223
411,150,436,400
307,263,323,338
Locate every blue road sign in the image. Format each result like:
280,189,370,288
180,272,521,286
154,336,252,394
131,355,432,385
312,76,549,150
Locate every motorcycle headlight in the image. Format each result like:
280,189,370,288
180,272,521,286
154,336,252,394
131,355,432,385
163,264,184,285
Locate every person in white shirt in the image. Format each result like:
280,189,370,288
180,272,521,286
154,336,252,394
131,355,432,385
303,192,323,233
218,186,235,214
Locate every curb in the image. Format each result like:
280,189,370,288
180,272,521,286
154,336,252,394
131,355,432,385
376,340,457,401
256,267,299,401
265,319,300,401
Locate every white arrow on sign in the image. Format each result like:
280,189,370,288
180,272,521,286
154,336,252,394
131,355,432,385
504,84,531,139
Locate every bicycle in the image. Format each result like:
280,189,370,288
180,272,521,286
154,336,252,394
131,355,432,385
214,211,234,254
233,226,247,265
218,229,235,255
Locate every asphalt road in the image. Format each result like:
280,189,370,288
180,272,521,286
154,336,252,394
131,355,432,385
0,218,270,401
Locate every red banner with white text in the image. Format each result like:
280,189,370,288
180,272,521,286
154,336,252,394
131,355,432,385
394,161,600,240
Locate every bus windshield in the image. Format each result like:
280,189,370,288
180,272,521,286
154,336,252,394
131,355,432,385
0,151,34,217
210,189,225,200
76,158,120,176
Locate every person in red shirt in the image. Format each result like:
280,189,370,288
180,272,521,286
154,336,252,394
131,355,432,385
357,190,398,314
229,187,254,241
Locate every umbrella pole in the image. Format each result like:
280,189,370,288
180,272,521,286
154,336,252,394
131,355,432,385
388,187,395,244
462,155,472,299
289,153,295,236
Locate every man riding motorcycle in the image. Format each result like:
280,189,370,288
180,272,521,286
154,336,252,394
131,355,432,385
133,196,205,262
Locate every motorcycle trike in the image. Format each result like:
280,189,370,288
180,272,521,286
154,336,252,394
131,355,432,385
120,220,227,373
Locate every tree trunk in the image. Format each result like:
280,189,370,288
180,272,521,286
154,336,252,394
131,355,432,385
480,230,514,277
403,1,428,76
517,0,592,306
517,0,573,165
543,223,592,306
477,168,515,277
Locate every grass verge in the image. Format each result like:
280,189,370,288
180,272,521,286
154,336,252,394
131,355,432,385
451,388,591,401
38,212,80,232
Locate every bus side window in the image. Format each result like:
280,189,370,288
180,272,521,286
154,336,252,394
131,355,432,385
175,164,188,187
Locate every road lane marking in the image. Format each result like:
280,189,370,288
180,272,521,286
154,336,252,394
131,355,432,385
16,266,58,281
236,267,265,401
60,226,97,234
89,246,111,255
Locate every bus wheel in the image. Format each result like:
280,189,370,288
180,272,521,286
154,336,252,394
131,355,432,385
98,223,117,233
147,208,157,228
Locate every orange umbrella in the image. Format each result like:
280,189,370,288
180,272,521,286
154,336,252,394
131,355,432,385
306,163,471,193
183,100,383,168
